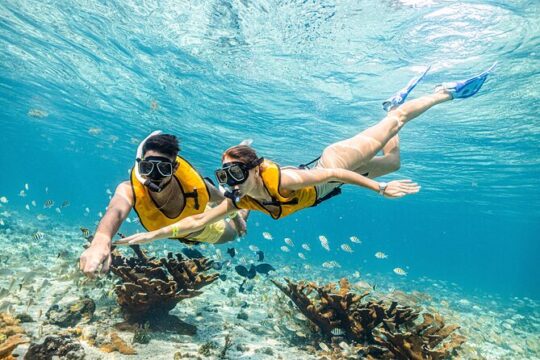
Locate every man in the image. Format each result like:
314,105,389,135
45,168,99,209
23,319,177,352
79,131,248,277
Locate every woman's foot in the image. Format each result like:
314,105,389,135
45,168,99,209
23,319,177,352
382,65,431,112
435,62,497,99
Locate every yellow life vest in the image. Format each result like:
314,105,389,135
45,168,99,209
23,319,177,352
235,160,317,219
130,156,210,232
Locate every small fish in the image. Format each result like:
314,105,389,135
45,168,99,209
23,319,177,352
248,245,260,252
301,243,311,251
32,231,44,241
319,235,330,251
84,207,90,213
25,204,30,210
319,343,330,352
55,208,61,214
80,227,91,238
280,245,290,253
19,190,26,197
262,232,273,240
44,200,54,208
126,217,132,223
235,264,257,279
340,244,353,253
297,252,306,260
88,127,102,135
131,217,140,223
181,247,204,259
352,271,361,278
393,267,407,276
255,250,264,262
375,252,388,259
255,263,276,274
322,261,334,269
303,264,311,270
0,219,4,226
211,261,223,270
0,196,7,204
227,247,236,258
284,237,294,247
98,211,103,218
349,236,361,244
28,109,48,118
106,188,113,195
215,249,222,260
331,328,345,336
45,187,49,193
36,214,47,221
60,200,70,208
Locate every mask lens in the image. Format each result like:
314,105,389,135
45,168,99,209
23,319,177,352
215,169,228,184
228,165,245,182
139,160,154,176
157,162,173,176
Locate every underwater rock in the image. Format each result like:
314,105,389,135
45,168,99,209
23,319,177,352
0,312,28,359
110,250,219,325
272,277,465,359
16,313,34,323
236,310,249,321
45,297,95,327
24,335,85,360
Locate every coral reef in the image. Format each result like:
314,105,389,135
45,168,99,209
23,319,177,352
110,249,219,330
24,335,85,360
99,332,137,355
272,278,466,360
45,297,95,327
0,312,28,360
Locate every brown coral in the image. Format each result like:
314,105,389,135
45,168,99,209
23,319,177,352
0,312,28,360
110,250,218,325
99,332,137,355
272,278,465,360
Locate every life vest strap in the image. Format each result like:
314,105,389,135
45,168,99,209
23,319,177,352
184,188,199,210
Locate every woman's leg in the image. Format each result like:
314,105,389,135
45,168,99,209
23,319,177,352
318,91,452,171
354,135,400,178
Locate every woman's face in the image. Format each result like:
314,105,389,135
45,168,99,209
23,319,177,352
221,155,258,198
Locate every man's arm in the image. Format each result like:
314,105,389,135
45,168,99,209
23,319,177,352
205,179,226,206
79,182,133,277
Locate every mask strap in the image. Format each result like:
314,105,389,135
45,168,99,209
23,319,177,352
134,130,163,185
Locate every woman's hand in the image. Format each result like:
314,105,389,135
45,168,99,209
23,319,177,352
383,180,420,198
113,231,161,245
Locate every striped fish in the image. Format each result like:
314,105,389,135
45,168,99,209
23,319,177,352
43,200,54,208
80,227,90,238
32,231,44,241
340,244,353,253
319,235,330,251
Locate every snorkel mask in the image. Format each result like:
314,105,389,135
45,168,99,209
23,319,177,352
134,130,176,193
215,158,264,202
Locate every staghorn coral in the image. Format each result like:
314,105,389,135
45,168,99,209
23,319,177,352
272,277,465,360
110,249,218,326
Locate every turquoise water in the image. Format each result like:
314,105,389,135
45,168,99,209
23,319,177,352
0,0,539,357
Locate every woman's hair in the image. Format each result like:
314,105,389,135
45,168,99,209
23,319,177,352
143,134,180,158
222,145,259,164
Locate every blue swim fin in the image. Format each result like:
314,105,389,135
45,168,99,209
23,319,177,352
382,65,431,112
436,62,497,99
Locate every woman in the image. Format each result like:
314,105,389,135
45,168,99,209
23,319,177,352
115,63,495,246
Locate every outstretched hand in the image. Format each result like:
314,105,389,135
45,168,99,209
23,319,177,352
113,231,160,245
383,180,420,198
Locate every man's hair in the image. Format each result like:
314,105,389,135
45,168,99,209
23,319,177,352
143,134,180,158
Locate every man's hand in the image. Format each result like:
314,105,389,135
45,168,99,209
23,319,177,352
79,244,112,278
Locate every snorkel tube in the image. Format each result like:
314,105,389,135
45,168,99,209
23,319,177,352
135,130,164,193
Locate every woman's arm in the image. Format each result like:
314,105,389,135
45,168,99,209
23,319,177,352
280,168,420,198
114,198,234,245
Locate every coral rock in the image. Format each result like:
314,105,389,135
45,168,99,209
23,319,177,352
45,297,95,327
24,335,85,360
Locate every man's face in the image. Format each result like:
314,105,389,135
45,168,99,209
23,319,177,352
140,150,177,189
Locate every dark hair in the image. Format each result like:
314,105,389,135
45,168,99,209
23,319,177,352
223,145,259,164
143,134,180,158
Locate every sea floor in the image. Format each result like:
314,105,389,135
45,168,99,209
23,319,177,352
0,212,539,360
